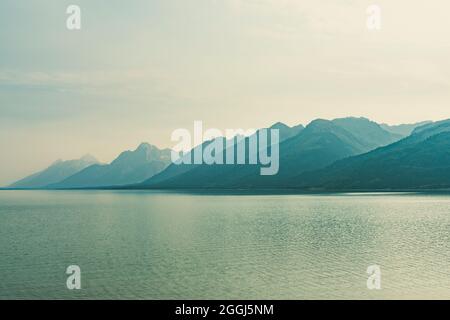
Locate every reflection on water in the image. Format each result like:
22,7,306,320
0,190,449,299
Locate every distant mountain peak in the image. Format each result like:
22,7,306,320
270,122,290,130
9,154,99,189
268,122,304,142
136,142,153,151
333,116,378,125
306,118,333,129
80,154,98,163
52,142,172,188
296,120,450,190
341,116,370,121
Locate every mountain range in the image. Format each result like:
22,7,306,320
380,121,432,136
9,143,171,189
9,117,448,191
9,154,99,188
51,143,171,188
141,117,408,188
294,119,450,190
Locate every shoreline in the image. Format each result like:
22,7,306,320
2,187,450,195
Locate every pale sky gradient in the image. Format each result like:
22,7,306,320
1,0,450,185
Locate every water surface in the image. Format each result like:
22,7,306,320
0,190,449,299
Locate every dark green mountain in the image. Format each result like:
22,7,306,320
295,120,450,190
9,155,99,189
143,117,402,188
52,143,171,188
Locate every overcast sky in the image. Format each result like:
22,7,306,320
1,0,450,185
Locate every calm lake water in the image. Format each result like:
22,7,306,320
0,190,449,299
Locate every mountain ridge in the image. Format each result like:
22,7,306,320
142,117,406,189
51,143,171,188
292,119,450,190
8,118,443,190
9,155,100,189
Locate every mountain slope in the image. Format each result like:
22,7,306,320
380,121,432,136
9,155,99,188
144,118,399,189
295,120,450,189
332,117,403,149
141,122,304,187
52,143,171,188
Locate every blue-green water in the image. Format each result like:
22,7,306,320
0,190,449,299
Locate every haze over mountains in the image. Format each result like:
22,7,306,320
9,143,171,189
9,155,99,188
142,117,407,188
380,121,432,136
8,117,448,190
142,122,305,187
51,143,171,188
295,120,450,190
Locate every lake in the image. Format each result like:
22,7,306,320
0,190,449,299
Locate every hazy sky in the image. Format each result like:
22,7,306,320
1,0,450,185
